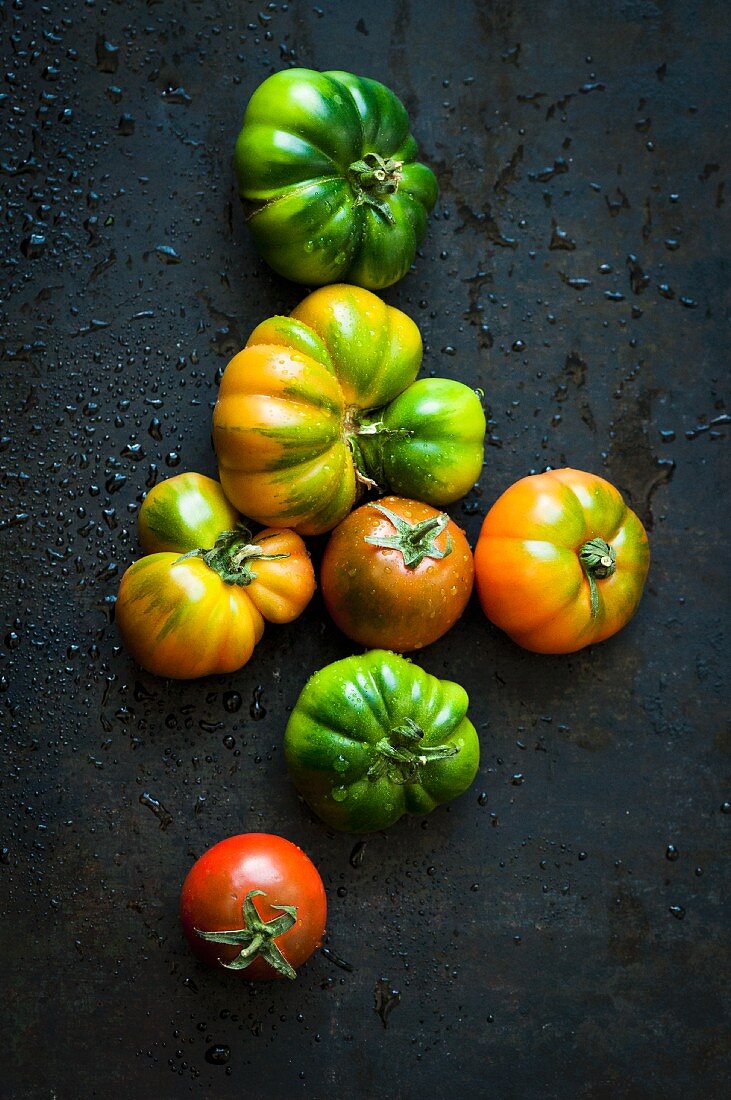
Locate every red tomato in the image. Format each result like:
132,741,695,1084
180,834,327,980
320,496,474,651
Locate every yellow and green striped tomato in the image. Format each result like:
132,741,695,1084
234,68,438,290
118,523,316,679
213,285,486,535
116,554,265,679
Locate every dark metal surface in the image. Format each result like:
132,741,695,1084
1,1,729,1096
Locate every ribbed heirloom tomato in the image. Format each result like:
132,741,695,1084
234,68,438,289
116,551,266,679
321,496,474,651
474,468,650,654
213,284,486,535
116,474,316,678
180,834,327,980
284,650,480,832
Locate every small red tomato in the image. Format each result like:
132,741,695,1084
180,834,327,980
320,496,474,651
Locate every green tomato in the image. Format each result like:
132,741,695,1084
284,650,480,832
138,473,240,554
359,378,486,505
234,68,438,290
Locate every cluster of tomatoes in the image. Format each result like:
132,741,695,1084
117,68,651,982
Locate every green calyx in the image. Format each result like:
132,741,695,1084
347,152,403,224
578,537,617,619
364,503,453,569
176,526,288,586
343,413,413,493
367,717,459,785
194,889,298,980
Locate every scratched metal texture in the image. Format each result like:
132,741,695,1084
0,0,728,1097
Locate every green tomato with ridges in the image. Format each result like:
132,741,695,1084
284,650,480,832
358,378,486,506
233,68,438,290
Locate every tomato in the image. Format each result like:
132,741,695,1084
138,473,239,554
234,68,438,289
180,834,327,980
321,496,474,651
116,553,265,678
284,650,480,832
213,284,485,535
243,528,316,624
356,378,487,507
474,468,650,654
116,525,315,678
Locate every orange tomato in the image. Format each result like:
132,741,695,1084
244,528,317,624
474,468,650,654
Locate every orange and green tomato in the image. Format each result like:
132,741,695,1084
213,284,485,535
474,468,650,654
118,477,316,678
243,528,316,624
116,553,265,679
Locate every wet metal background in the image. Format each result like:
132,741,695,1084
1,1,728,1096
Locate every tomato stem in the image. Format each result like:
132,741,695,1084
347,152,404,224
367,717,459,785
176,526,289,586
343,410,414,495
578,537,617,619
364,502,453,569
194,889,298,979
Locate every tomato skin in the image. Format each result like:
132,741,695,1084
138,473,240,554
284,651,480,832
360,377,486,506
474,468,650,654
180,834,327,979
213,285,486,534
246,528,316,624
288,284,421,408
119,484,315,677
321,496,474,651
116,554,265,679
213,285,421,535
234,68,438,290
